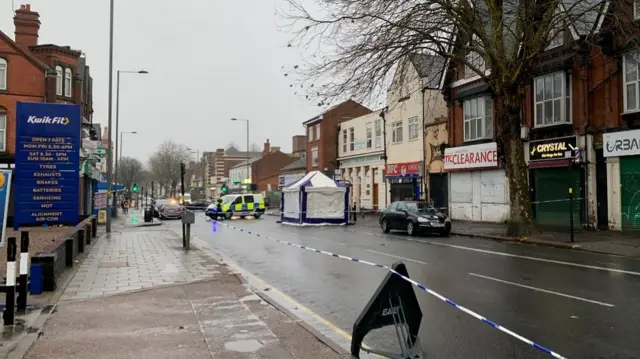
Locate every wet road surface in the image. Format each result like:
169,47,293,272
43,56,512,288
166,215,640,359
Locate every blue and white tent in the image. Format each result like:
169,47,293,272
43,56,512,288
280,171,349,226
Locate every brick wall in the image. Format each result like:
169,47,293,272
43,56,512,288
253,151,297,192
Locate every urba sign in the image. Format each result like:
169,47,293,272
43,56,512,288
14,102,81,229
603,129,640,158
529,137,576,161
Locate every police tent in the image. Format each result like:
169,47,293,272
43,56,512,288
280,171,349,226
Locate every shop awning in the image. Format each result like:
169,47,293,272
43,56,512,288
528,159,573,169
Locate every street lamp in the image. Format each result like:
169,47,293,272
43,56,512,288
113,69,148,217
230,118,250,188
119,131,138,165
106,0,115,233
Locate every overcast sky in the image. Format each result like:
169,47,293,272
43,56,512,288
1,0,321,164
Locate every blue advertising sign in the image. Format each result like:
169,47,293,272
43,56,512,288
0,170,12,247
14,102,81,229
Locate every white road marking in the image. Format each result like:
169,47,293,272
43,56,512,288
365,249,428,265
408,238,640,277
469,273,615,308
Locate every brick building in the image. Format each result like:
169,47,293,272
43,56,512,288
304,100,372,174
291,134,306,157
440,2,637,229
251,139,297,193
0,4,96,215
203,147,260,198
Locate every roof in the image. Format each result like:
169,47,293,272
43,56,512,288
285,171,343,189
408,53,447,90
225,146,261,158
30,44,82,58
230,156,262,169
280,157,306,171
303,99,365,126
0,30,49,70
562,0,607,36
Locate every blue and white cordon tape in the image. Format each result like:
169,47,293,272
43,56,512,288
209,218,568,359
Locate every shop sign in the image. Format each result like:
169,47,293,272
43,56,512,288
444,142,498,170
603,129,640,157
385,161,422,177
529,136,577,161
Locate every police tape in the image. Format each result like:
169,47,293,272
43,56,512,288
208,217,568,359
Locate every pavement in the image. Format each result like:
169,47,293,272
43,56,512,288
5,212,349,359
184,213,640,359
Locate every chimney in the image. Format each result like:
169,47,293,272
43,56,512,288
263,139,270,154
14,4,40,48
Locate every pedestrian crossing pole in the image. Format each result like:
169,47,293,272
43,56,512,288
17,231,30,312
3,237,17,325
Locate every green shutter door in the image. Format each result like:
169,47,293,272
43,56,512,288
620,156,640,230
534,167,581,227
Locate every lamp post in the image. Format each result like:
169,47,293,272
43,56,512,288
113,69,148,216
230,118,250,188
187,148,199,196
119,131,137,166
106,0,115,233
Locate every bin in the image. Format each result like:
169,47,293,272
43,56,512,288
144,208,153,222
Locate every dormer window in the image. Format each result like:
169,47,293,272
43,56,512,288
546,25,564,50
64,68,72,97
465,51,485,78
55,66,63,95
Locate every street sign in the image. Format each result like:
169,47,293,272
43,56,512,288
14,102,81,229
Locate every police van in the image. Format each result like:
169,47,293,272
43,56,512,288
206,193,266,219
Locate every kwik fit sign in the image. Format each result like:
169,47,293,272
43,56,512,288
14,102,81,229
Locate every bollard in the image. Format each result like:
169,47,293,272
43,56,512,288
17,232,29,312
186,223,191,250
3,237,17,325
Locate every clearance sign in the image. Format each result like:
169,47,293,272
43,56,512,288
444,142,499,170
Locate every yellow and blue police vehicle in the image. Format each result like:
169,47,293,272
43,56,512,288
206,193,266,220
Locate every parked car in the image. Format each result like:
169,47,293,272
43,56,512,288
158,203,184,220
184,199,211,211
205,193,266,219
379,201,451,236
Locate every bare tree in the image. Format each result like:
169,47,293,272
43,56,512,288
282,0,629,234
226,142,239,150
249,142,262,153
148,140,191,197
117,157,144,198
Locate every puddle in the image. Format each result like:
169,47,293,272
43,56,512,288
224,339,263,352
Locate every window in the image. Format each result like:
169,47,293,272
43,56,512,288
349,127,355,151
232,196,243,205
375,119,382,148
386,202,398,211
244,195,254,203
465,51,485,78
64,68,72,97
0,58,6,90
366,122,373,148
365,183,371,196
0,112,5,151
533,71,571,126
311,146,319,166
624,52,640,113
342,129,347,152
55,66,63,95
315,125,320,140
635,0,640,20
308,126,313,142
463,97,493,141
408,117,419,140
391,121,403,144
397,202,408,211
546,25,564,50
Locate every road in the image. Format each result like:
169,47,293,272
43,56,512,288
163,213,640,359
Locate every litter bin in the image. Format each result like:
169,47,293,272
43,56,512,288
144,207,153,222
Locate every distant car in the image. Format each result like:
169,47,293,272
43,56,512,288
158,203,184,220
379,201,451,236
184,199,211,211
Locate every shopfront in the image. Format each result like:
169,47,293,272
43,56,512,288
340,154,385,210
528,136,583,228
603,129,640,230
444,142,508,222
385,161,422,202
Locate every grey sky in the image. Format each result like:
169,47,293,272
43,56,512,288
2,0,320,163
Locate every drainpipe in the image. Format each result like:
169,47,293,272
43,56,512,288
421,87,427,201
380,107,388,205
581,49,591,229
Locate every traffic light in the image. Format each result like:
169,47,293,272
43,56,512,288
233,180,240,185
180,162,186,175
132,183,139,193
221,184,228,193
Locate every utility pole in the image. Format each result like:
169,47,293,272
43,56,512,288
105,0,115,233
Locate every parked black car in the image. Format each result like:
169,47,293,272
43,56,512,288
184,199,211,211
379,201,451,236
158,203,184,220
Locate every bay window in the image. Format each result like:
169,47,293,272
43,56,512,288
533,71,571,126
463,97,493,141
624,52,640,113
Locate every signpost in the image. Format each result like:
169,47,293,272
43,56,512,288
0,170,12,248
14,102,81,230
